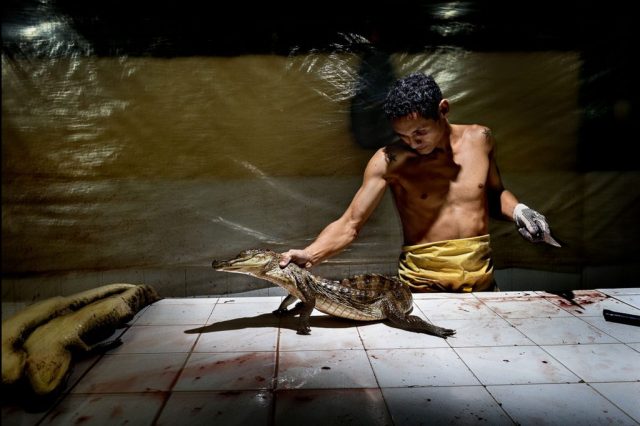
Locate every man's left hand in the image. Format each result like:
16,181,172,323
513,203,560,247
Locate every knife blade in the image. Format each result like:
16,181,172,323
543,232,562,247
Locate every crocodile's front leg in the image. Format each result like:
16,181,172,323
382,299,456,338
295,275,317,335
273,294,298,316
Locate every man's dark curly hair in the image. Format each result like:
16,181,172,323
383,73,443,120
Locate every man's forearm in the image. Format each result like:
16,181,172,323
304,217,358,266
488,189,519,221
499,190,519,221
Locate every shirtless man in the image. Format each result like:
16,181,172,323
280,73,556,292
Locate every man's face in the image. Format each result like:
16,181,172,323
391,112,444,155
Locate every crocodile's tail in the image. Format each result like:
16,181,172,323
381,299,456,339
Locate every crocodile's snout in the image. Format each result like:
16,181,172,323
211,259,229,270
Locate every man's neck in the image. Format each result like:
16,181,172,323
435,119,453,151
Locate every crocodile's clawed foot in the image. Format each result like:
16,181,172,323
435,327,456,338
296,324,312,335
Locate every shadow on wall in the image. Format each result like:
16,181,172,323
350,48,396,150
1,2,638,297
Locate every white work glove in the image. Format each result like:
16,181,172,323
513,203,555,245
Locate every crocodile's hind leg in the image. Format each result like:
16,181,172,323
381,300,456,338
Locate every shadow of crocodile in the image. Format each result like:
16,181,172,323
184,313,387,335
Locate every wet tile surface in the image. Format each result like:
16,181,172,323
156,390,272,426
455,345,580,385
277,349,378,390
71,353,188,393
487,383,637,425
368,348,481,387
3,288,640,425
541,343,640,382
274,388,391,426
174,352,276,391
589,382,640,421
382,386,514,425
40,393,166,426
505,316,619,345
108,325,200,354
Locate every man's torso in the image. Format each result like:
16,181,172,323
382,124,491,245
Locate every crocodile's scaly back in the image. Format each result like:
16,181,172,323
212,249,455,338
311,273,413,320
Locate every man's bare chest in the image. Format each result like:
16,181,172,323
387,156,489,203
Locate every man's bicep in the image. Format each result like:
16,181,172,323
487,153,505,193
484,131,508,218
482,128,504,194
345,154,389,226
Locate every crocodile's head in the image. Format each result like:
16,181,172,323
212,249,281,277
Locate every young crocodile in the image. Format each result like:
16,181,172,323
212,249,455,339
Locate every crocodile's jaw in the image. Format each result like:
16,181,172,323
212,258,265,274
213,259,296,288
212,251,299,294
212,252,272,274
212,250,286,284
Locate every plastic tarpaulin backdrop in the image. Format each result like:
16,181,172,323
2,2,639,291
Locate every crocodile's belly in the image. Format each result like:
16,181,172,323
315,297,384,321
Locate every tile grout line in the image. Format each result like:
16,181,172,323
452,292,535,425
355,323,397,426
417,293,520,424
269,315,282,426
566,309,631,345
149,298,219,425
610,294,640,312
534,341,599,387
584,382,640,425
446,344,519,425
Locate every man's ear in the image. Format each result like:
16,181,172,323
439,99,450,116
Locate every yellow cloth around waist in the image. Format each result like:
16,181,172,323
398,234,494,292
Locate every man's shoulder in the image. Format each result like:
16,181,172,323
457,124,494,151
380,141,414,164
457,123,492,138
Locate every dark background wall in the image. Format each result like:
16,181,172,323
2,1,639,298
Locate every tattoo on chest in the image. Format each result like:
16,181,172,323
482,128,492,140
